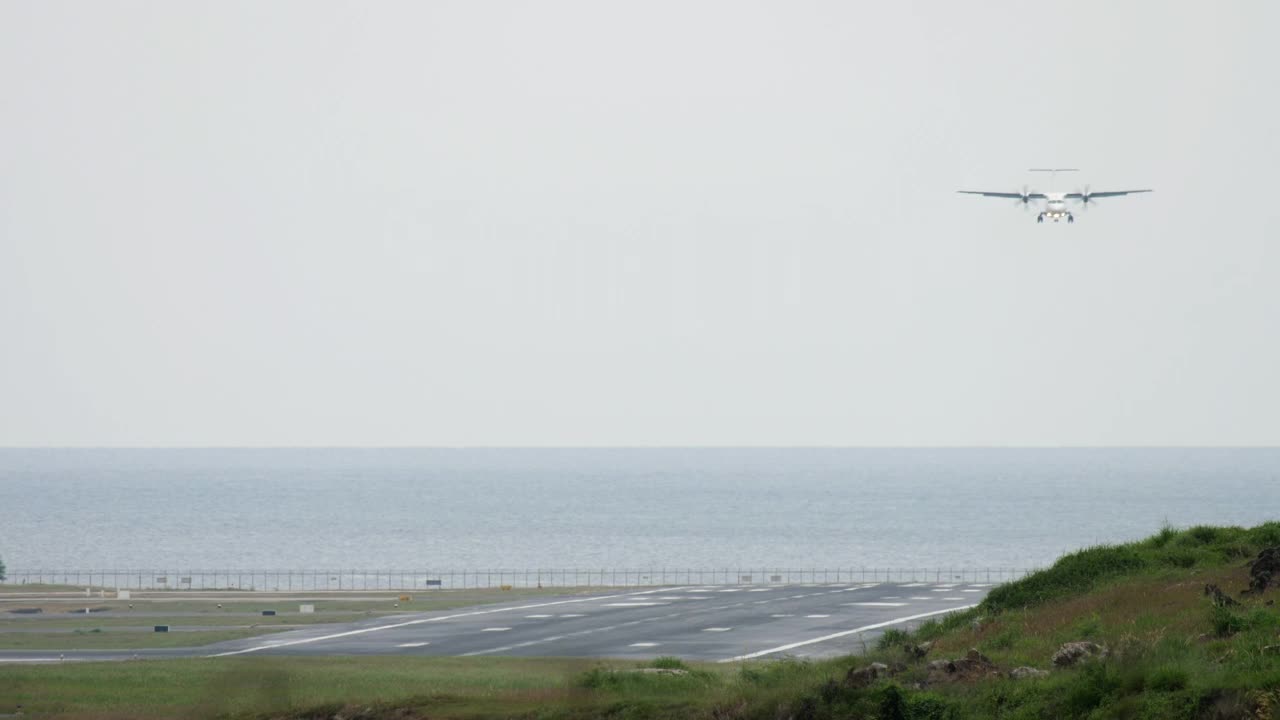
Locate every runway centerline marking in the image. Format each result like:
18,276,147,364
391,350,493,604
702,627,732,632
720,604,978,662
481,627,511,632
847,602,907,607
629,642,659,647
206,588,690,658
397,642,429,648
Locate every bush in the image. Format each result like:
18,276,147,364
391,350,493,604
983,545,1147,612
877,628,911,651
648,656,688,670
1147,666,1190,692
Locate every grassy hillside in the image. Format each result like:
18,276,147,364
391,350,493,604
5,523,1279,719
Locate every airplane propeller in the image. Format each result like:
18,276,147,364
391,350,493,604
1014,185,1033,210
1075,185,1098,210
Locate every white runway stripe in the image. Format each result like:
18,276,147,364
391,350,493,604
207,589,655,658
397,642,429,648
720,604,978,662
847,602,907,607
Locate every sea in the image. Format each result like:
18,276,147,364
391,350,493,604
2,448,1278,573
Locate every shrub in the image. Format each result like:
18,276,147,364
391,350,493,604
1147,666,1190,692
877,628,911,651
983,544,1147,612
648,656,687,670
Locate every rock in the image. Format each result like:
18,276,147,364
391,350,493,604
1244,547,1280,595
843,662,890,689
907,641,933,659
924,648,1000,684
1204,584,1239,607
1009,666,1049,680
1052,641,1108,667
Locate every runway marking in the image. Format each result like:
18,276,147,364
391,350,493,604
968,584,994,587
805,614,830,618
460,635,566,657
685,597,711,600
942,597,964,601
560,614,586,618
931,589,951,592
720,604,978,662
899,583,927,588
656,596,686,600
525,614,554,618
748,588,771,592
753,600,770,604
910,597,931,600
770,614,794,618
629,642,660,647
702,627,732,632
481,627,511,632
397,642,429,648
718,589,743,593
206,589,682,658
883,596,902,599
847,602,907,607
962,589,983,593
604,602,666,607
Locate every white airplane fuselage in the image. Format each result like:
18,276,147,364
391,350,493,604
1038,193,1072,223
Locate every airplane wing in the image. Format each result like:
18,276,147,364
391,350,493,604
1062,189,1153,199
956,190,1047,199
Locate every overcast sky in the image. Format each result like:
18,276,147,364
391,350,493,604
2,1,1277,446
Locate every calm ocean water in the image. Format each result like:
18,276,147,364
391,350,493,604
2,448,1278,572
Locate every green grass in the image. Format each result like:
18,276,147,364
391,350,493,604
0,628,289,650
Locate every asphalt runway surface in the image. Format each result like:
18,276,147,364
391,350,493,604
0,582,990,664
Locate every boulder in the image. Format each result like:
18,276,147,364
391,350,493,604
1204,584,1238,607
925,648,1000,684
906,641,934,659
843,662,890,689
1052,641,1108,667
1009,666,1049,680
1244,547,1280,596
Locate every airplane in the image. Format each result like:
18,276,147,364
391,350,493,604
957,169,1152,223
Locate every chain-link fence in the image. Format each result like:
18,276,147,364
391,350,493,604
0,567,1036,591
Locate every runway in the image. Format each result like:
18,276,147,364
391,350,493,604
0,583,989,664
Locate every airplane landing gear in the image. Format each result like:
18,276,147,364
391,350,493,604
1067,214,1075,224
1036,213,1044,224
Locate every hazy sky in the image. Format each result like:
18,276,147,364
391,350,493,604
2,1,1277,446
